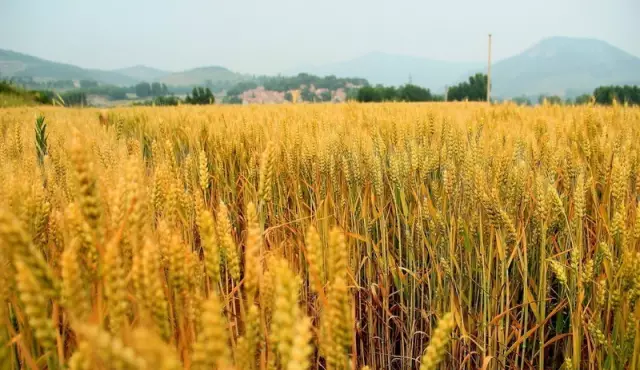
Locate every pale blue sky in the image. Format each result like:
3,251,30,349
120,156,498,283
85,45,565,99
1,0,638,74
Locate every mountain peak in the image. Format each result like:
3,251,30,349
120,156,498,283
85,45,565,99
491,37,640,97
523,36,634,59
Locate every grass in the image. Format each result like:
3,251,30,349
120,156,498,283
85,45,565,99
0,92,36,107
0,102,639,370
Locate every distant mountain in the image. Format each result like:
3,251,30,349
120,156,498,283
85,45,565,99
286,52,482,92
3,36,640,96
489,37,640,97
287,38,640,98
0,49,137,86
0,49,245,87
156,66,247,86
114,65,171,82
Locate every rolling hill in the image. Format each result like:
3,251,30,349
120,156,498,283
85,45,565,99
489,37,640,97
0,49,249,87
155,66,247,86
114,65,171,82
0,49,137,86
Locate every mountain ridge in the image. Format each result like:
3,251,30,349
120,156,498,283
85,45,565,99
289,37,640,97
0,49,245,86
2,36,640,96
114,65,171,82
0,49,138,85
488,36,640,97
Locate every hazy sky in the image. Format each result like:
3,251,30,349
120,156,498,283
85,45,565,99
1,0,638,74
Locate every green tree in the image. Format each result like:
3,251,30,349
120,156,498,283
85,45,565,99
593,85,640,105
574,94,592,105
397,84,433,102
61,91,87,107
447,73,488,101
79,80,98,88
300,87,315,102
538,95,563,105
227,81,258,97
153,95,181,106
186,86,215,105
355,84,437,103
135,82,151,98
380,86,398,101
151,82,163,97
105,87,128,100
356,86,383,102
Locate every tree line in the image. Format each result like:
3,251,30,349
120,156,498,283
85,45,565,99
354,73,489,103
593,85,640,105
134,87,215,106
356,84,443,102
225,73,369,97
263,73,368,92
134,82,169,98
4,71,639,106
354,73,640,106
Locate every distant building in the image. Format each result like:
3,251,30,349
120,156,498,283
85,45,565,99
241,86,286,104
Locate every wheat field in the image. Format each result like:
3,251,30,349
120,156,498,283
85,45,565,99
0,102,639,370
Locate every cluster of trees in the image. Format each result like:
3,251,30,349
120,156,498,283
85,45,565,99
133,95,182,106
355,84,442,102
134,87,215,106
510,95,567,106
593,85,640,105
60,91,87,106
293,87,332,102
564,94,592,105
226,81,259,97
446,73,488,101
223,73,368,96
134,82,169,98
262,73,367,92
159,80,238,95
510,90,616,105
353,74,489,103
185,86,215,105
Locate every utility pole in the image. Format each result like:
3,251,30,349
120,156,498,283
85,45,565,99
444,85,448,102
487,33,492,103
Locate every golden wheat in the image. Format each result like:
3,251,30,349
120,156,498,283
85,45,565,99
0,102,639,369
